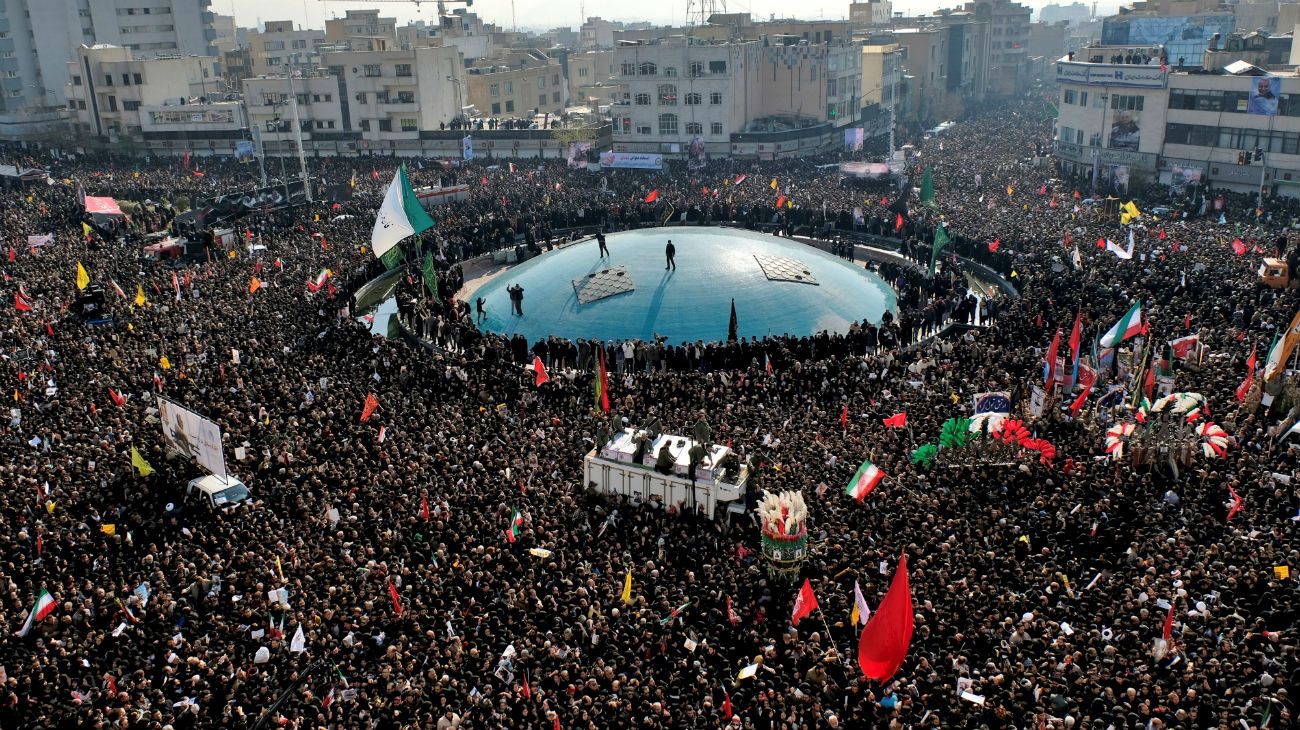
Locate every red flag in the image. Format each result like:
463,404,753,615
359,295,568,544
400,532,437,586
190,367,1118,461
1143,361,1156,400
988,239,999,253
360,392,380,422
6,248,13,263
727,596,740,627
1232,238,1246,255
1184,313,1191,330
1158,229,1167,240
192,170,204,178
894,213,904,232
791,578,819,626
1236,343,1257,401
644,189,659,203
553,716,561,730
533,355,549,386
857,553,914,682
1044,329,1061,385
480,176,488,186
1039,184,1047,195
182,149,190,170
14,291,32,312
46,323,54,337
1161,601,1174,642
108,388,125,407
1227,486,1244,521
1073,190,1082,200
1068,381,1093,417
106,676,117,695
522,671,532,700
1096,237,1106,249
371,168,380,181
387,579,403,615
421,493,430,522
722,691,732,719
883,412,907,428
775,194,787,208
881,195,888,205
840,403,848,430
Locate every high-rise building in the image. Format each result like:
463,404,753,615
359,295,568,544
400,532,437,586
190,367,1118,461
0,0,217,140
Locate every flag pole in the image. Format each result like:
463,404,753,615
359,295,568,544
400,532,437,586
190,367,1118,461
815,605,855,678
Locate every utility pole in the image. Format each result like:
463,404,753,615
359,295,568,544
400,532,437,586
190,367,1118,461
287,58,312,203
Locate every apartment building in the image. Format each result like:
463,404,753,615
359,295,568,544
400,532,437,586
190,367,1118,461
246,20,326,77
966,0,1032,96
611,36,862,159
325,46,465,138
64,44,219,145
325,9,397,52
465,50,567,119
0,0,216,140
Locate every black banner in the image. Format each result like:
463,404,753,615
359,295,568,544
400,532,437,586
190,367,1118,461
199,180,307,222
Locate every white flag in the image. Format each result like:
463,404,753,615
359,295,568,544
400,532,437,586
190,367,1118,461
290,623,306,653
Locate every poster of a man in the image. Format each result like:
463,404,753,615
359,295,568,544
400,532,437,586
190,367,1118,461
1109,111,1141,151
1247,77,1280,116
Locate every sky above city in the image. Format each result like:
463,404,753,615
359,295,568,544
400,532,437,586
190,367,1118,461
224,0,1125,33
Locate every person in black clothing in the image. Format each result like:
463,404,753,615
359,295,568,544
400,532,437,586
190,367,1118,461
665,239,676,270
476,296,486,323
597,231,609,258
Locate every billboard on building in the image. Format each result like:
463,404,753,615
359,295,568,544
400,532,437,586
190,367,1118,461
235,140,255,163
1247,77,1280,116
567,142,593,169
462,135,474,160
598,152,663,170
687,137,707,170
1169,164,1203,193
157,396,226,479
1109,111,1141,151
843,128,865,152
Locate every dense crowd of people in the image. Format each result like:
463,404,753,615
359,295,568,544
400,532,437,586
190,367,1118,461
0,97,1296,730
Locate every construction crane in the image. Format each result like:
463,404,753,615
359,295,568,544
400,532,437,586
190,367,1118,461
317,0,475,19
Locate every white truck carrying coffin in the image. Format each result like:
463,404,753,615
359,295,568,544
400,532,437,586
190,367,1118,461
585,430,748,519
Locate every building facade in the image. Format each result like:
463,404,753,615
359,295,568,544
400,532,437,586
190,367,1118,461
966,0,1031,97
0,0,217,140
1054,51,1300,197
611,37,861,159
325,47,465,137
64,44,219,147
245,21,326,78
465,50,567,119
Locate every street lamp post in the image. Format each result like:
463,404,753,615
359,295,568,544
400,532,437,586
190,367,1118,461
446,76,464,125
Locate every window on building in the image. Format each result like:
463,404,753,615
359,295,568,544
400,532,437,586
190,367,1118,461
123,100,140,111
552,91,560,103
538,94,546,106
133,73,142,85
537,76,546,89
490,84,499,97
709,60,726,74
1111,94,1144,111
552,73,560,84
657,84,676,105
689,61,704,76
639,62,657,76
685,92,701,105
491,102,501,114
622,62,636,76
635,93,650,106
504,81,513,95
377,90,390,103
579,67,589,77
104,75,113,86
355,92,367,103
72,75,82,86
360,119,371,131
505,100,514,112
711,122,723,134
378,119,392,132
663,67,676,77
658,113,677,135
1080,91,1087,107
363,64,381,77
1063,89,1076,105
396,64,412,77
636,124,652,135
401,118,417,131
710,92,722,105
686,122,702,135
107,96,117,112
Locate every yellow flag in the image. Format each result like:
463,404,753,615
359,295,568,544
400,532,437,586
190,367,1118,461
159,356,171,370
46,501,56,514
75,262,90,290
1006,185,1014,196
621,568,633,605
276,556,284,580
134,285,146,307
26,195,32,202
101,524,116,536
770,178,778,189
130,447,154,476
850,601,860,625
228,250,237,259
786,200,793,209
314,213,320,222
82,223,92,239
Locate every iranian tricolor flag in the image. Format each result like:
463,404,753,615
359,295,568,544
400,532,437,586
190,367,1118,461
1099,300,1143,348
14,589,56,637
845,459,885,502
505,508,523,542
307,268,332,293
370,164,435,269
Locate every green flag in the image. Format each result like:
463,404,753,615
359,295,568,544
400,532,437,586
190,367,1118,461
920,167,935,207
929,223,949,275
422,253,439,302
372,164,434,270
